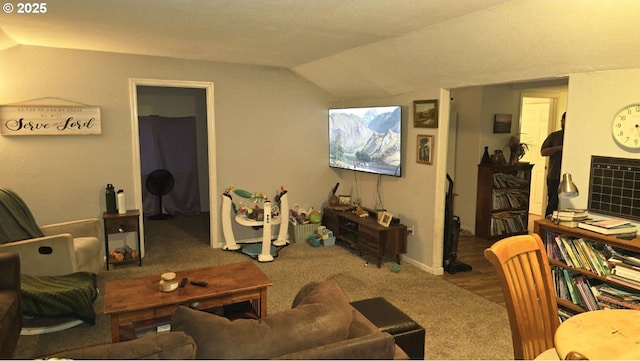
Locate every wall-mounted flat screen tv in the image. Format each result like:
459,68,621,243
329,105,402,177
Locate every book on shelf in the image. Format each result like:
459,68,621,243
555,219,590,228
591,219,632,228
609,248,640,268
562,269,584,306
554,208,588,217
552,209,589,222
611,263,640,283
554,236,573,266
608,274,640,290
578,219,638,235
573,274,600,311
596,293,640,310
596,284,640,302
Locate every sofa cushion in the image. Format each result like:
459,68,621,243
48,331,196,359
171,279,353,359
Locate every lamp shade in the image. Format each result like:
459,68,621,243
558,173,579,198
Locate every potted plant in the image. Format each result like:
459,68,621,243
506,135,528,164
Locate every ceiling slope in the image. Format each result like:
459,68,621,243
294,1,640,98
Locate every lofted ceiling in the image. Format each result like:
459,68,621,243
2,0,640,99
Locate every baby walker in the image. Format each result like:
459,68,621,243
221,186,290,262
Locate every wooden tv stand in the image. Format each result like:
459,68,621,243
322,207,407,268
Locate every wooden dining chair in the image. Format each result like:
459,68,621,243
485,233,561,360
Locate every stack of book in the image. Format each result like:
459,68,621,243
551,209,589,227
593,284,640,310
608,248,640,289
578,218,638,237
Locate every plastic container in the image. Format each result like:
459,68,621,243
117,189,126,214
105,184,117,214
322,236,336,246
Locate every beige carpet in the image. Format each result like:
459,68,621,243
14,215,513,359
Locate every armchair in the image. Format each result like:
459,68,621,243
0,188,103,276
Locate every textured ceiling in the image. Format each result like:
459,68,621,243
0,0,508,68
1,0,640,99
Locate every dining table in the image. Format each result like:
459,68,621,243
554,309,640,360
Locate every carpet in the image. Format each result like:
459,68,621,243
14,214,513,359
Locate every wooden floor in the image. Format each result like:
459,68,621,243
442,235,506,306
442,214,543,307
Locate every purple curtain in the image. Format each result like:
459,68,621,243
139,115,201,217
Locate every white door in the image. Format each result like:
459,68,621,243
520,97,554,216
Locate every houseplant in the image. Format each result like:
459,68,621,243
506,135,528,164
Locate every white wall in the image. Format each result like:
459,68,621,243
0,45,335,245
562,69,640,211
334,86,448,274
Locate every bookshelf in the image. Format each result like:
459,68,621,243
534,218,640,318
475,163,533,240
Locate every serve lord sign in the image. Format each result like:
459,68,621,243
0,105,101,135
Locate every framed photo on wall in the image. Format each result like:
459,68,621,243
417,134,434,165
413,100,438,128
493,114,512,133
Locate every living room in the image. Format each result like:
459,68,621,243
3,1,639,276
2,1,640,358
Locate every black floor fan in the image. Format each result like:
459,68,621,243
443,174,472,274
146,169,175,220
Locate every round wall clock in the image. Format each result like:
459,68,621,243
612,104,640,149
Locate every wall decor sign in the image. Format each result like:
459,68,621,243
0,103,101,136
413,99,438,128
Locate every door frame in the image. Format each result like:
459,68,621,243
128,78,218,256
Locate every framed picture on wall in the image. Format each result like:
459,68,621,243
493,114,512,133
413,100,438,128
417,134,434,165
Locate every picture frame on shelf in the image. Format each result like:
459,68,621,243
378,211,393,227
413,99,438,128
417,134,434,165
338,195,351,205
493,114,512,133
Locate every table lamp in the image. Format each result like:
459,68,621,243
558,173,579,198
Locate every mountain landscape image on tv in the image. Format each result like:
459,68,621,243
329,105,402,177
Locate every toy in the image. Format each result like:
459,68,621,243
110,250,124,262
221,186,290,262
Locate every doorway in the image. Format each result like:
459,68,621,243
129,79,218,257
519,95,557,216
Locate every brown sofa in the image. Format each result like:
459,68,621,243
50,279,409,359
0,252,22,358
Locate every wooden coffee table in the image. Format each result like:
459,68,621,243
104,261,272,342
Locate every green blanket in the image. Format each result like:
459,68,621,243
0,188,44,244
21,272,98,325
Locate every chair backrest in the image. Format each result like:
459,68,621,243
484,233,560,360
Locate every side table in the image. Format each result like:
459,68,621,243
103,209,142,270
